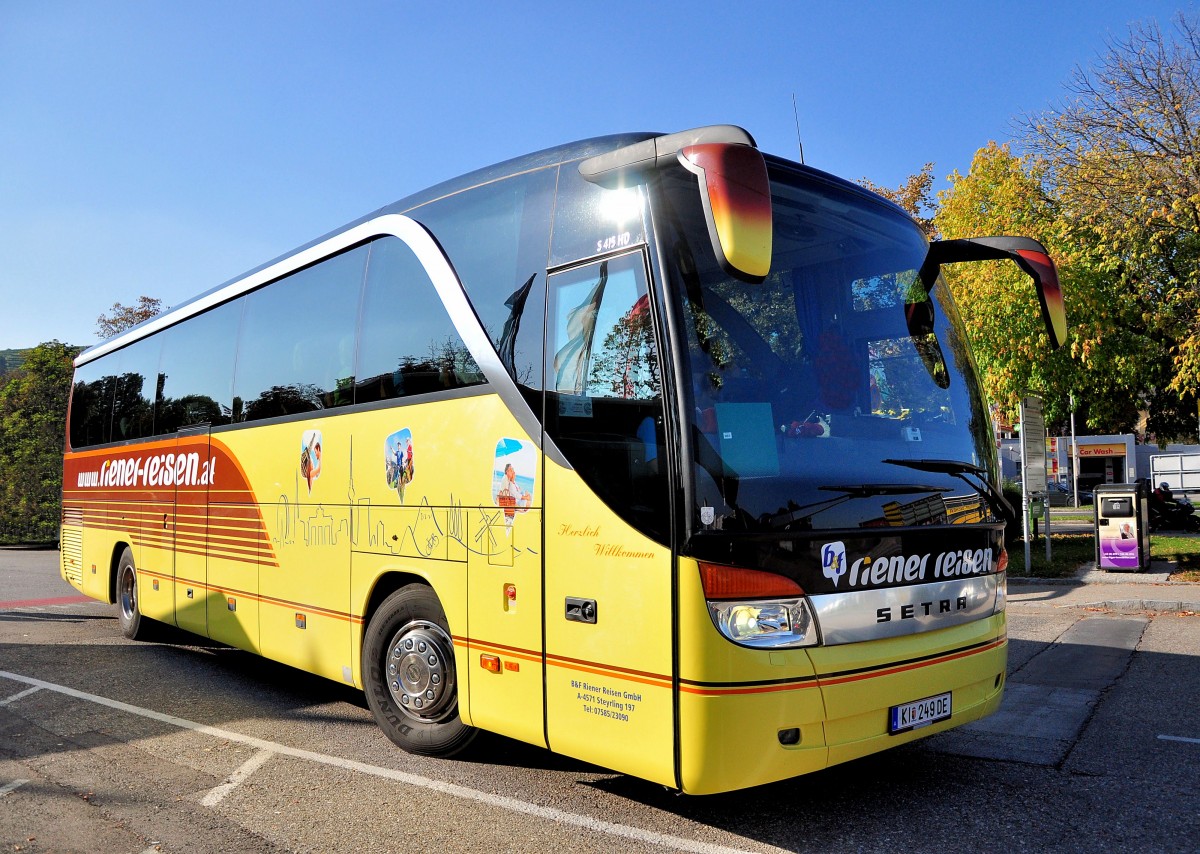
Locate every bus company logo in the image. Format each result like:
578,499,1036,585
811,545,998,590
821,541,847,587
841,547,996,589
75,451,217,489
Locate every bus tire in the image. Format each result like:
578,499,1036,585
362,584,476,757
115,547,154,641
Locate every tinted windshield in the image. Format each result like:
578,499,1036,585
659,162,996,534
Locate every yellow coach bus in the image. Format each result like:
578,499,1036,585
61,125,1066,794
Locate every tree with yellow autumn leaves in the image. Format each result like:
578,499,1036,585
875,13,1200,439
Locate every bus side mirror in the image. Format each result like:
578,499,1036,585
677,143,773,283
925,236,1067,349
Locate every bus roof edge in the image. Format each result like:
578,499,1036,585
578,125,756,188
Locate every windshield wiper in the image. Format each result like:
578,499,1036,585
763,482,950,530
882,458,1013,521
820,483,950,497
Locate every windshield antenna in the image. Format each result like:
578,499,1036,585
791,93,805,165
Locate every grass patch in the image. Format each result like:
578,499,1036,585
1007,531,1200,580
1007,532,1094,578
1152,534,1200,581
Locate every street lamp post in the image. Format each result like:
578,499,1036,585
1070,393,1079,509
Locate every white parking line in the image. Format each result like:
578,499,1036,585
201,748,274,806
0,779,30,796
0,686,41,707
0,669,771,854
1157,734,1200,745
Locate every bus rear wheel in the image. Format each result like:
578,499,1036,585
362,585,476,757
116,547,154,641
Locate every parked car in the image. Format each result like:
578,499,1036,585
1047,481,1093,506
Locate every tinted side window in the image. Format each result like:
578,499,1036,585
109,336,161,441
233,246,367,422
355,237,484,404
411,168,554,390
544,252,668,541
157,298,243,432
69,359,116,449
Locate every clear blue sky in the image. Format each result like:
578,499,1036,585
1,0,1191,349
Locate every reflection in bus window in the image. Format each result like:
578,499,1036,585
661,163,994,531
354,237,484,404
109,336,160,442
545,252,668,539
412,169,554,389
155,298,243,432
68,359,115,448
233,246,366,422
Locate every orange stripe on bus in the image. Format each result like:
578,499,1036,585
816,637,1006,687
544,655,671,688
677,637,1006,697
677,680,817,696
458,637,544,664
137,573,355,623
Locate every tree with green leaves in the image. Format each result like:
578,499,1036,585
1018,11,1200,439
933,142,1156,434
907,13,1200,441
0,341,82,543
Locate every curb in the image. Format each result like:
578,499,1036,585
1072,599,1200,612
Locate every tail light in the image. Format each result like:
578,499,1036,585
993,548,1008,615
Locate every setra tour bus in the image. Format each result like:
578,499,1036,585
61,125,1066,794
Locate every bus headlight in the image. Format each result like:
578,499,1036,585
708,598,817,648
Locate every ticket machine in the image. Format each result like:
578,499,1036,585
1094,482,1151,572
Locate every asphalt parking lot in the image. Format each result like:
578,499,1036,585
2,547,1198,853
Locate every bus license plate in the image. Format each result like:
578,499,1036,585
889,692,951,734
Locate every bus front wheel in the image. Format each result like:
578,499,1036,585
116,547,153,641
362,585,476,757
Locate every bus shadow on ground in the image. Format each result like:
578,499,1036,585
0,611,112,624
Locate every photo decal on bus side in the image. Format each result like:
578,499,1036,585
300,429,323,494
491,437,534,536
384,428,415,503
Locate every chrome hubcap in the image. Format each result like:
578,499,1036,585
119,566,136,622
385,620,456,722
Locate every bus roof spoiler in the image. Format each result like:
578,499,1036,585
579,125,757,188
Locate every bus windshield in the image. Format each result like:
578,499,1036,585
662,162,996,533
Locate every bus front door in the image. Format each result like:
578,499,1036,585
540,251,676,788
542,461,675,788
